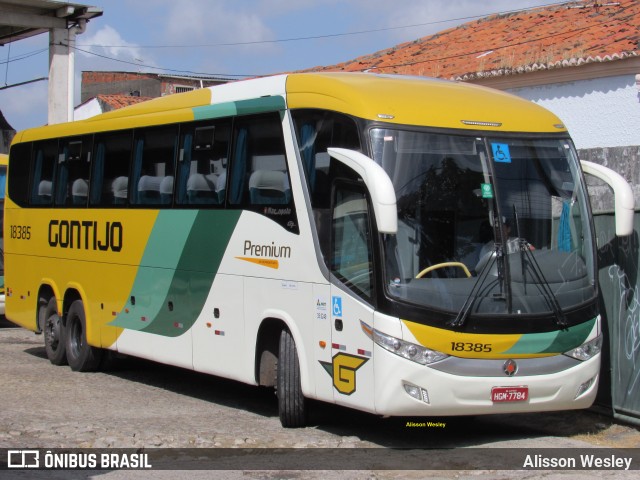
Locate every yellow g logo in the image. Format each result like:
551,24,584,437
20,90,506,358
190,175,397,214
320,353,368,395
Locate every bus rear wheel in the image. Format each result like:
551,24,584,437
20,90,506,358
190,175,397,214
277,328,307,428
65,300,103,372
41,297,67,366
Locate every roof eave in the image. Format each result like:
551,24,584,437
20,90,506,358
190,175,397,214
455,51,640,88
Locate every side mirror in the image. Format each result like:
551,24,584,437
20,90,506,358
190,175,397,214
581,160,634,236
327,148,397,234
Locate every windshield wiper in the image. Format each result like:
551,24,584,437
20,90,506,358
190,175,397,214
518,242,568,329
448,247,500,328
512,206,567,329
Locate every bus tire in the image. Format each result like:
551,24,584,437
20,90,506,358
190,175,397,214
65,300,103,372
277,328,306,428
41,297,67,366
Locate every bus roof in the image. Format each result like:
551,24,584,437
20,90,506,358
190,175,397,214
285,73,566,133
13,72,566,143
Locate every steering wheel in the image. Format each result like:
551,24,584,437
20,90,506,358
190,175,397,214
416,262,471,279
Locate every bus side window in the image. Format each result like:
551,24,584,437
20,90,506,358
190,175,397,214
90,132,133,207
56,137,92,207
176,120,230,206
331,183,374,300
131,126,178,207
7,143,31,207
229,113,291,207
291,109,361,206
30,140,58,206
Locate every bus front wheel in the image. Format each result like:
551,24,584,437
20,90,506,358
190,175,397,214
277,328,307,428
65,300,103,372
41,297,67,366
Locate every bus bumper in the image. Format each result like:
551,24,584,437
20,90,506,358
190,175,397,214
373,345,600,416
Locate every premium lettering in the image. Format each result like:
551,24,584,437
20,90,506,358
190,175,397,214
244,240,291,258
48,220,123,252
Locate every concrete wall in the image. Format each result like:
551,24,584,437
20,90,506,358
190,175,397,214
82,73,160,102
74,98,104,121
508,74,640,150
81,72,228,103
582,146,640,215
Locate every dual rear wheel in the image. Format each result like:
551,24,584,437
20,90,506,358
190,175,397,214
40,297,102,371
40,296,307,426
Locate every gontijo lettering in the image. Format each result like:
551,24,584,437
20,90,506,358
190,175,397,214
48,219,123,252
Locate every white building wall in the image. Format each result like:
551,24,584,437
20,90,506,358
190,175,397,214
74,98,104,120
508,74,640,150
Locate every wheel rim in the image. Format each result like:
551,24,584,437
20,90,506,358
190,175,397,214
46,316,61,351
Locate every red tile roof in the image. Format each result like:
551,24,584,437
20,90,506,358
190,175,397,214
307,0,639,80
97,94,154,111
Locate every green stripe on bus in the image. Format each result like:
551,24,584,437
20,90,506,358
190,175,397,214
193,103,238,120
193,96,285,121
139,209,241,337
235,96,286,115
109,210,240,336
540,317,596,353
504,317,596,355
109,211,198,331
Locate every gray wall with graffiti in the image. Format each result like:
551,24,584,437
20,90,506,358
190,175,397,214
594,212,640,425
580,144,640,424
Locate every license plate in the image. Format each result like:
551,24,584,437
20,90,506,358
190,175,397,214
491,386,528,402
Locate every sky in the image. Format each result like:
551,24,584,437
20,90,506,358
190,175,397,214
0,0,562,132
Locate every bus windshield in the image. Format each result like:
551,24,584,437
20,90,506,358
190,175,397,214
371,128,595,321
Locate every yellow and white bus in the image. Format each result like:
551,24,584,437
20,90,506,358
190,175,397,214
0,153,7,315
4,73,633,427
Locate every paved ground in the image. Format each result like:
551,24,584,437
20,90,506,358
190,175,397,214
0,324,638,479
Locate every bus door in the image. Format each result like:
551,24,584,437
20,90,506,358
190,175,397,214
327,182,376,412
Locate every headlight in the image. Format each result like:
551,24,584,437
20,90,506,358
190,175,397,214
564,335,602,361
361,321,448,365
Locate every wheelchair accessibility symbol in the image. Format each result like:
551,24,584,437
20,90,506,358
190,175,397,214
491,143,512,163
332,296,343,317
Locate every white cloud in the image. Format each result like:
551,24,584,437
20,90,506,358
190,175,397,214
77,25,152,69
253,0,336,16
0,81,48,131
163,0,275,49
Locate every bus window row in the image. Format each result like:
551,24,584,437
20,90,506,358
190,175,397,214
10,112,293,212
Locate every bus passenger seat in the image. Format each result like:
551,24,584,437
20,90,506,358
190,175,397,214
112,176,128,204
160,176,174,204
216,171,226,203
186,173,218,204
71,179,89,205
248,170,290,204
37,180,52,203
138,175,163,204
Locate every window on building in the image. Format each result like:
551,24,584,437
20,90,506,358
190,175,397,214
174,85,196,94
